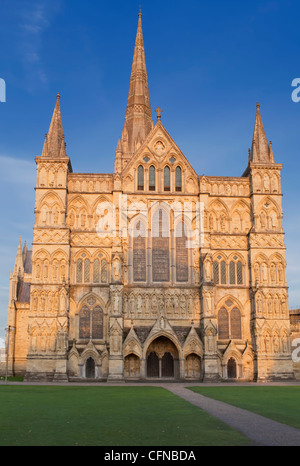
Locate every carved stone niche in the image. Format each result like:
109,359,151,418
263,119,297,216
201,254,213,282
112,254,122,282
110,285,123,317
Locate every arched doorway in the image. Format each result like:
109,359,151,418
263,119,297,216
146,336,179,379
124,354,141,378
86,357,95,379
227,357,237,379
185,353,202,379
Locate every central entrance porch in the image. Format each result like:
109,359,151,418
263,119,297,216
146,336,179,379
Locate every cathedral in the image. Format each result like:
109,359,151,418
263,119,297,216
6,13,296,382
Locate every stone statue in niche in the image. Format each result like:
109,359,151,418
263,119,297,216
204,258,212,281
113,294,120,314
111,329,121,354
113,258,121,280
259,211,266,229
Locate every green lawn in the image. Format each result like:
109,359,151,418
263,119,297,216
0,385,251,446
188,386,300,429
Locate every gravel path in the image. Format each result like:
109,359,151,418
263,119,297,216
163,384,300,446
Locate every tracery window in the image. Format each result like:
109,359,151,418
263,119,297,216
218,299,242,340
213,255,243,285
229,256,243,285
76,254,108,284
152,208,170,282
213,256,227,285
79,303,103,339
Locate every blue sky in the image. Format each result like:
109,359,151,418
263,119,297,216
0,0,300,341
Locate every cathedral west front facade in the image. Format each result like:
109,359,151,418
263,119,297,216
6,13,295,382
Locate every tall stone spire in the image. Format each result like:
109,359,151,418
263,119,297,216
14,237,24,276
42,93,67,158
120,12,153,161
250,103,273,164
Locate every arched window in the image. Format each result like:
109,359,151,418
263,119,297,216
93,259,100,283
152,208,170,282
84,259,91,283
76,259,83,282
91,255,108,284
175,166,182,192
213,261,219,284
230,261,235,284
79,303,103,339
79,305,90,338
175,222,188,282
237,261,243,285
92,306,103,339
164,166,170,191
138,165,144,191
218,299,242,340
213,256,227,285
218,308,229,339
149,165,156,191
132,221,147,282
101,259,108,283
229,256,244,285
231,307,242,339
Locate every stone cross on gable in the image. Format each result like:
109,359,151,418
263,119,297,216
155,107,163,120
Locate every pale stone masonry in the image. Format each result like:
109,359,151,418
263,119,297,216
5,13,296,382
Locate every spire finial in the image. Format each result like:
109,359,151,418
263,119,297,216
155,107,163,120
256,102,260,109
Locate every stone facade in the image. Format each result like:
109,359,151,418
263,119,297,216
5,13,295,382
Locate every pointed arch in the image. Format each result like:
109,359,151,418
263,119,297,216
217,296,242,340
208,199,229,232
213,252,227,285
230,199,250,233
78,294,105,341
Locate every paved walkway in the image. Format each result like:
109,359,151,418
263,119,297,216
3,380,300,446
163,384,300,446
